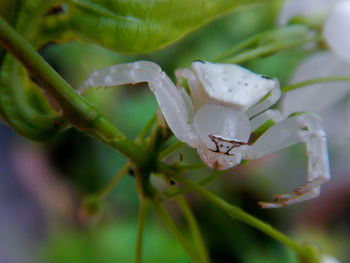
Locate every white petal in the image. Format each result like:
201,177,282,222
322,255,341,263
191,61,277,111
321,105,350,143
278,0,338,25
323,1,350,61
281,52,350,116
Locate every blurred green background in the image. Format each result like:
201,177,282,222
0,2,349,263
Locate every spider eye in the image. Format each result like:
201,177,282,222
192,59,205,64
261,75,273,80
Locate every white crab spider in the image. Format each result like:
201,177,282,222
81,60,330,208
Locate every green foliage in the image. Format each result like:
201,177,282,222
0,0,261,141
0,1,343,262
42,222,192,263
0,54,59,140
0,0,17,21
0,0,62,140
64,0,258,54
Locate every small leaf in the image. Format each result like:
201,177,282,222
0,0,67,141
0,0,22,26
64,0,259,54
258,24,311,46
0,54,60,141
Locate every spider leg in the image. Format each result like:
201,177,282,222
81,61,199,147
246,85,282,118
259,187,321,208
250,109,283,131
175,68,203,110
234,113,330,208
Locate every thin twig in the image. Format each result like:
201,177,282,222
159,164,310,258
134,199,147,263
162,170,226,201
152,201,201,263
282,76,350,93
176,195,209,263
96,162,132,201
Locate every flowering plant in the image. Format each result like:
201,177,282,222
0,0,347,262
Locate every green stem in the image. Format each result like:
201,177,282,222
160,164,309,258
282,76,350,93
159,141,186,160
177,163,206,172
219,38,317,64
0,1,65,141
213,28,272,62
152,201,201,263
96,162,131,201
137,113,156,142
146,124,165,154
134,199,147,263
162,170,226,201
176,195,209,263
0,16,146,166
214,25,314,63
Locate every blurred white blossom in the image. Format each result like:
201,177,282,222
280,0,350,141
279,0,347,24
281,52,350,115
323,1,350,60
322,255,342,263
281,51,350,141
279,0,350,59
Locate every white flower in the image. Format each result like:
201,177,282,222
281,51,350,141
281,52,350,116
278,0,344,26
279,0,350,60
280,0,350,141
323,1,350,61
322,255,342,263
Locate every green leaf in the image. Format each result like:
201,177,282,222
0,54,60,141
0,0,64,141
257,24,311,46
42,221,192,263
0,0,22,64
64,0,259,54
0,0,22,26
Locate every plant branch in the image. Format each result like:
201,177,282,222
159,141,186,160
219,37,318,64
162,170,226,201
159,164,313,259
152,201,201,263
176,195,209,263
0,16,146,166
134,199,147,263
177,163,207,172
136,113,157,143
282,76,350,93
213,27,274,62
96,162,131,202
